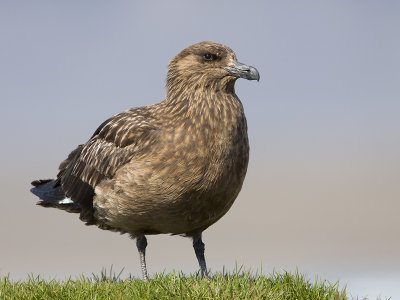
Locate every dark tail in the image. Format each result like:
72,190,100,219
30,179,81,213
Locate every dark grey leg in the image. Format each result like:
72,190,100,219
136,235,149,281
193,234,209,278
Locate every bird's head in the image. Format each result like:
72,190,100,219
166,41,259,97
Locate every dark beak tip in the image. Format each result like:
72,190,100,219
250,66,260,82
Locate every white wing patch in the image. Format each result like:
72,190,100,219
58,198,73,204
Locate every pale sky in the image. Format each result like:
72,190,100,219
1,1,399,298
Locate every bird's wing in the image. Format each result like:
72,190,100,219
56,109,159,212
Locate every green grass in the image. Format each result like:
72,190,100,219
0,267,349,300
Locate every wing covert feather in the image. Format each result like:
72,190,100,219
58,109,160,212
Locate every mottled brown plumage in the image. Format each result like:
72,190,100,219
30,41,259,280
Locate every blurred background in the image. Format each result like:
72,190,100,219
1,1,399,298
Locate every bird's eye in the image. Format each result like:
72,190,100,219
203,53,213,61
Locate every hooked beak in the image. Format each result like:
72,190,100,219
223,61,260,81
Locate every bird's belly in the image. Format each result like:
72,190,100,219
93,137,249,236
94,175,242,236
150,184,241,235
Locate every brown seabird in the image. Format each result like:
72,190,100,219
31,41,259,280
